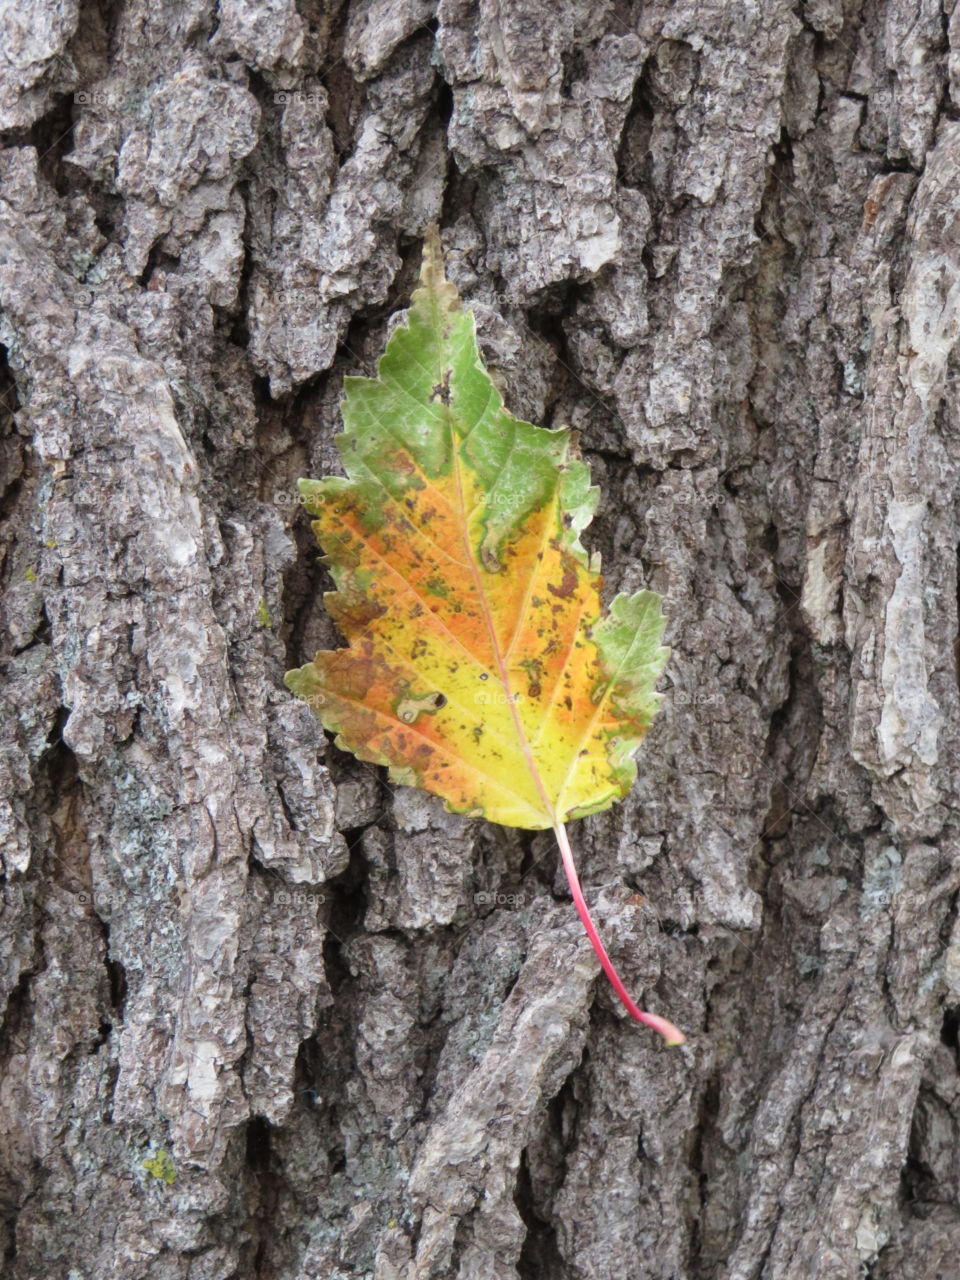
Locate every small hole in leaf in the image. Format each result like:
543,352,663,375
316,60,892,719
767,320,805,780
433,693,447,708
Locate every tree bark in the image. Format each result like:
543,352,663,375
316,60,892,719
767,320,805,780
1,1,959,1277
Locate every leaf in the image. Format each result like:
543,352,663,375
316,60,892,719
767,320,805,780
285,228,683,1045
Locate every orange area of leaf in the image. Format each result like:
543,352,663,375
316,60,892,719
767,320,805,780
292,426,656,827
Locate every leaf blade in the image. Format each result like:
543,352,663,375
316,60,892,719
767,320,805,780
285,230,668,831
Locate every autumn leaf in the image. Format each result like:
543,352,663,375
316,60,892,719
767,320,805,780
285,228,683,1045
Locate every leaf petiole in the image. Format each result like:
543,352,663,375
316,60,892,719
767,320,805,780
553,820,685,1046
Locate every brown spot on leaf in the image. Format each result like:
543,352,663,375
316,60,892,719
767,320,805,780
330,598,387,631
547,560,577,600
481,545,502,573
430,370,451,403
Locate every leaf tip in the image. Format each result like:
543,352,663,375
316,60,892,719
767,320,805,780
422,221,442,265
417,223,460,316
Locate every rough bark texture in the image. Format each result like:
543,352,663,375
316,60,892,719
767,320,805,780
1,1,959,1277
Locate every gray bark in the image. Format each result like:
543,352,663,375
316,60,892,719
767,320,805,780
1,1,959,1277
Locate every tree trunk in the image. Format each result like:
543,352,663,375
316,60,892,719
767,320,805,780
2,1,959,1277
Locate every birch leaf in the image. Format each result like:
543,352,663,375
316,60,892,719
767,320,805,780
285,228,683,1044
